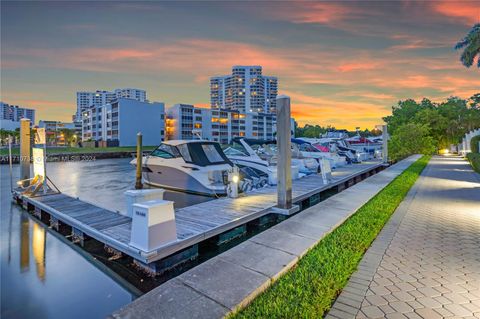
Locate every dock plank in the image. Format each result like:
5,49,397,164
16,160,383,263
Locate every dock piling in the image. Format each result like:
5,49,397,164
135,132,143,189
274,95,299,216
382,125,388,163
20,119,31,186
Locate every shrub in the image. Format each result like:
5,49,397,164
470,135,480,153
467,153,480,173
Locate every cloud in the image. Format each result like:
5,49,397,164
271,1,355,25
337,62,379,72
432,1,480,26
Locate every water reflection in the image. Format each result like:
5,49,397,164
15,215,46,281
20,215,29,272
32,223,46,282
1,160,144,319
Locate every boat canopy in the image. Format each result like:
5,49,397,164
231,137,276,146
151,141,232,167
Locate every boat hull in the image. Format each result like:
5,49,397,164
143,165,227,197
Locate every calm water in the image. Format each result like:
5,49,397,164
0,158,210,319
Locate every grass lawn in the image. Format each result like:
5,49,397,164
230,155,430,319
0,146,157,156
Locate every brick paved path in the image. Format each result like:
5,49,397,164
328,156,480,318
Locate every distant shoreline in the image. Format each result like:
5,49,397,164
0,146,155,164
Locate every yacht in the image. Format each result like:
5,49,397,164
131,140,234,196
223,138,318,183
292,138,347,168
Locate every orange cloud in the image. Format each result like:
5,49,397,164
337,62,379,72
279,2,354,25
3,33,479,129
432,1,479,25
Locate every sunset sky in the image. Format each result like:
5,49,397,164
1,1,479,129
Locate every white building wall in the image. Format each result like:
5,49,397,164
166,104,281,143
76,88,147,121
82,99,164,147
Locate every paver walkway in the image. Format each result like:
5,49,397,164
112,157,421,318
328,156,480,319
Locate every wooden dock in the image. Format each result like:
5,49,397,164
13,160,384,269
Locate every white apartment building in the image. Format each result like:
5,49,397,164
1,102,36,130
166,104,276,144
82,98,165,147
210,66,278,114
76,88,147,121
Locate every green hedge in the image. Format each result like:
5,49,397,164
467,153,480,173
471,135,480,154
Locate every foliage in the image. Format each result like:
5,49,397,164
230,156,430,319
0,129,19,145
0,146,157,156
58,128,77,146
383,95,480,156
295,125,381,138
471,135,480,154
467,153,480,173
388,124,436,161
295,124,330,138
455,23,480,68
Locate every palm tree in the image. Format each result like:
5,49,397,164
455,23,480,68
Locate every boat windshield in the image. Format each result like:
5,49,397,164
223,141,249,156
151,143,180,159
298,143,320,152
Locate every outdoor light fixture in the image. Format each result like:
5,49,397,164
232,174,239,184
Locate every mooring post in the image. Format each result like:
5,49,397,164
135,132,143,189
276,95,292,209
8,135,14,192
20,118,31,186
382,125,388,164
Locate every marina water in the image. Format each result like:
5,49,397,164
0,158,210,319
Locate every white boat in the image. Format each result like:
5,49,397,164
292,138,347,168
223,138,271,176
224,138,318,179
131,140,233,196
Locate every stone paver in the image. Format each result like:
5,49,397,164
328,156,480,318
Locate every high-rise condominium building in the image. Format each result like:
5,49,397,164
210,66,278,114
76,88,147,121
1,102,36,130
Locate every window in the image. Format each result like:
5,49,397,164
194,123,202,129
177,144,192,162
202,144,224,163
151,143,179,159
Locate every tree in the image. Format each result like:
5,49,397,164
389,123,436,161
58,128,76,146
468,93,480,108
295,124,330,138
454,23,480,68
